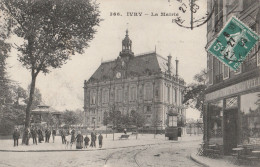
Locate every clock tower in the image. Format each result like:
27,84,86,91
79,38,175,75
119,29,134,59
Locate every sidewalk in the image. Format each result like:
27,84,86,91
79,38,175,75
190,152,259,167
0,133,202,152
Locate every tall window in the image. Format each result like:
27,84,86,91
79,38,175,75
91,91,96,104
129,86,137,101
208,54,213,85
208,100,223,145
167,86,170,102
115,88,123,102
172,88,175,103
144,84,152,100
102,89,109,104
241,92,260,144
223,64,229,80
175,88,177,103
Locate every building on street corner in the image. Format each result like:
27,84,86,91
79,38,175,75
205,0,260,154
83,30,186,131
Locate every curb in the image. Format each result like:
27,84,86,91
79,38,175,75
190,153,210,167
0,140,179,152
0,138,202,152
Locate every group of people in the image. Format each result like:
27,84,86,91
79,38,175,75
61,129,103,149
12,127,57,146
13,127,104,149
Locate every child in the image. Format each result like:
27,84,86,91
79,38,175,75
84,135,90,149
65,135,72,149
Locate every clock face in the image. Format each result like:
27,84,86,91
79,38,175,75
116,72,121,78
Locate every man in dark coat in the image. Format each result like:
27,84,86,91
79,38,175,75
84,135,90,148
52,129,56,143
98,133,103,148
90,132,94,147
45,128,50,143
13,128,20,147
37,128,43,143
31,128,37,145
60,129,66,144
93,133,97,147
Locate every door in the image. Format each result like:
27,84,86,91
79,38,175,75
223,108,238,154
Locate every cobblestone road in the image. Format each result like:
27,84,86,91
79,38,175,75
0,139,201,167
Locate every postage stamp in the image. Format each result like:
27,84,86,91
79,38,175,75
208,16,259,71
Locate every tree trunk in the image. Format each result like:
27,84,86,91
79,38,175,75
25,74,37,129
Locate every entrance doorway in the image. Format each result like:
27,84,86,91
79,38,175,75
223,108,238,154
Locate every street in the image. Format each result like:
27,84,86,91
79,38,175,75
0,137,201,167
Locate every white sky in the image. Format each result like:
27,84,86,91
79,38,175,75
6,0,207,119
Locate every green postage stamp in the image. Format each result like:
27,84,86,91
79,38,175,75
208,16,259,71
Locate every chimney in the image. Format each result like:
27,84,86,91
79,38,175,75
175,57,179,78
167,54,172,74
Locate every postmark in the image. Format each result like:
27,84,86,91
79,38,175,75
207,16,259,71
171,0,214,30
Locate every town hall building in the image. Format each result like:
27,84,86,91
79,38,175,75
84,30,186,130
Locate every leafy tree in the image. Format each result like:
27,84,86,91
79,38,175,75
61,110,79,127
130,110,145,128
183,69,207,116
0,0,101,130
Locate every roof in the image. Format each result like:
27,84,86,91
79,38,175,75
32,105,60,114
87,52,176,82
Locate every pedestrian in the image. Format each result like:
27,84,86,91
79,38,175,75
37,128,43,143
60,129,65,144
90,132,94,147
13,128,20,147
47,128,51,142
31,127,37,145
84,135,90,149
52,129,56,143
93,132,97,147
98,133,103,148
75,131,83,149
71,130,75,145
124,128,127,134
45,129,48,142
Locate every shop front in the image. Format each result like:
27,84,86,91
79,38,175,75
205,77,260,154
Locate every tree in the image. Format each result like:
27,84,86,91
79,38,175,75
26,85,42,110
107,105,122,140
0,0,101,130
183,69,207,140
61,110,80,127
183,69,207,116
130,110,145,128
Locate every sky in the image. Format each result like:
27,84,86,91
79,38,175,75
6,0,207,119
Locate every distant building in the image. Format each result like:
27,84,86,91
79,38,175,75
205,0,260,154
84,30,186,130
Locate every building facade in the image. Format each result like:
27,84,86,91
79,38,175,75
205,0,260,154
84,30,186,130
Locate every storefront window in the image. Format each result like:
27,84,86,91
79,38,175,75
241,92,260,144
208,100,223,144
